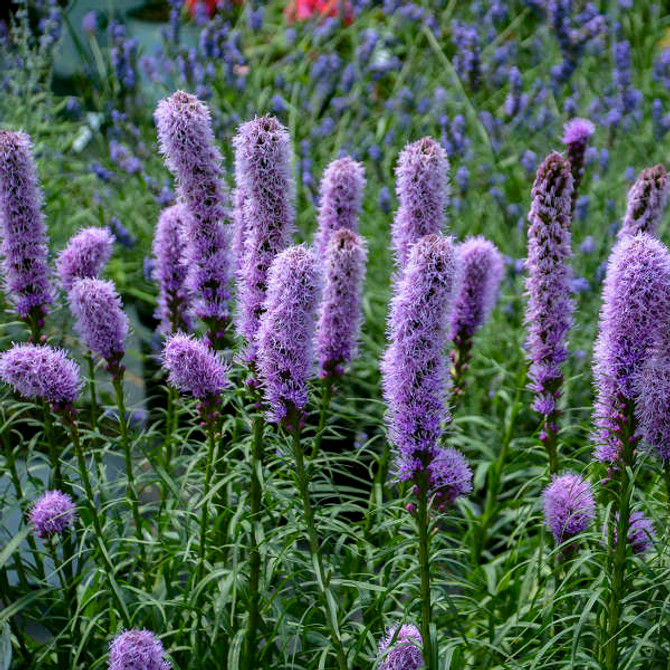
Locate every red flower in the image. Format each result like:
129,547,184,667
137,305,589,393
285,0,353,24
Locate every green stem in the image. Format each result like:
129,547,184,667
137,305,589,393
165,386,177,468
198,424,217,582
543,414,559,474
289,417,348,670
311,379,334,460
449,331,473,410
86,355,99,433
43,403,66,492
416,471,435,670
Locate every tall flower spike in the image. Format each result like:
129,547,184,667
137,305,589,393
231,151,248,276
562,117,595,218
30,490,77,539
152,204,192,334
56,226,115,291
392,137,450,268
0,343,81,406
0,130,53,326
524,152,574,471
313,156,366,259
618,164,669,239
69,278,129,370
155,91,230,342
234,116,295,364
315,228,367,378
108,629,171,670
382,234,459,482
542,473,596,545
592,234,670,462
377,624,424,670
256,245,320,423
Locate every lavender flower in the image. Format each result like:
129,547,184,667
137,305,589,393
392,138,450,268
108,629,171,670
562,117,595,218
315,229,367,377
69,278,129,365
426,446,473,511
152,204,192,333
0,343,81,405
382,234,459,481
30,490,77,538
233,116,295,361
524,153,574,427
0,130,53,322
162,334,228,400
626,511,656,554
542,473,596,543
313,157,366,259
56,227,115,291
377,623,424,669
155,92,230,335
593,234,670,462
256,245,320,423
618,164,669,239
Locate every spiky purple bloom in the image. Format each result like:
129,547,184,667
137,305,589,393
256,245,320,423
152,204,192,334
592,234,670,462
29,490,77,538
0,343,81,405
315,229,367,376
56,227,115,291
425,446,473,510
154,92,230,329
618,164,669,239
313,157,366,259
524,153,574,419
0,130,53,320
69,278,129,363
562,118,595,217
162,333,228,399
392,138,450,268
542,473,596,543
382,234,459,480
108,629,171,670
234,116,295,362
626,511,656,554
377,624,424,670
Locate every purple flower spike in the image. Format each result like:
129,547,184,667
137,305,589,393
426,446,473,510
155,92,230,330
525,153,574,420
316,229,367,376
542,473,595,544
626,511,656,554
377,623,424,670
618,164,669,239
382,234,459,481
256,245,320,423
162,333,228,400
234,116,295,363
313,157,366,259
562,118,595,217
30,490,77,538
108,629,171,670
56,227,115,291
592,234,670,463
0,343,81,405
0,130,53,321
69,278,129,363
152,204,192,334
392,137,450,268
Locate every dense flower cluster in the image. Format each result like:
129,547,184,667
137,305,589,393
377,623,424,670
108,629,171,670
30,490,77,538
543,473,596,544
562,117,595,217
618,164,669,239
426,447,473,510
56,226,115,290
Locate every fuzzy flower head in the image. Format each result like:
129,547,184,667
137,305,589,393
426,446,473,510
69,278,129,364
382,234,459,479
162,334,229,400
314,157,366,259
256,245,320,423
316,228,367,376
450,236,504,340
0,343,81,405
30,490,77,538
626,511,656,554
233,116,296,361
392,137,450,268
618,164,669,239
56,227,115,290
562,118,596,147
562,118,595,217
543,473,595,544
524,152,574,418
108,629,171,670
0,130,53,320
377,624,424,670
